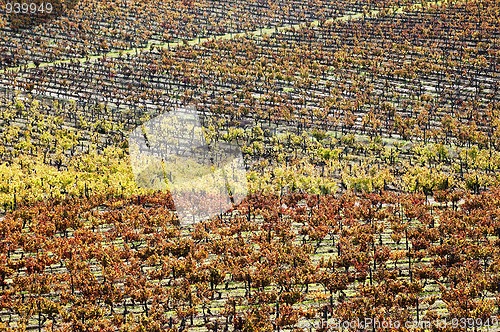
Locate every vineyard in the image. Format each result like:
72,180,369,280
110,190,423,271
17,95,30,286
0,0,499,330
